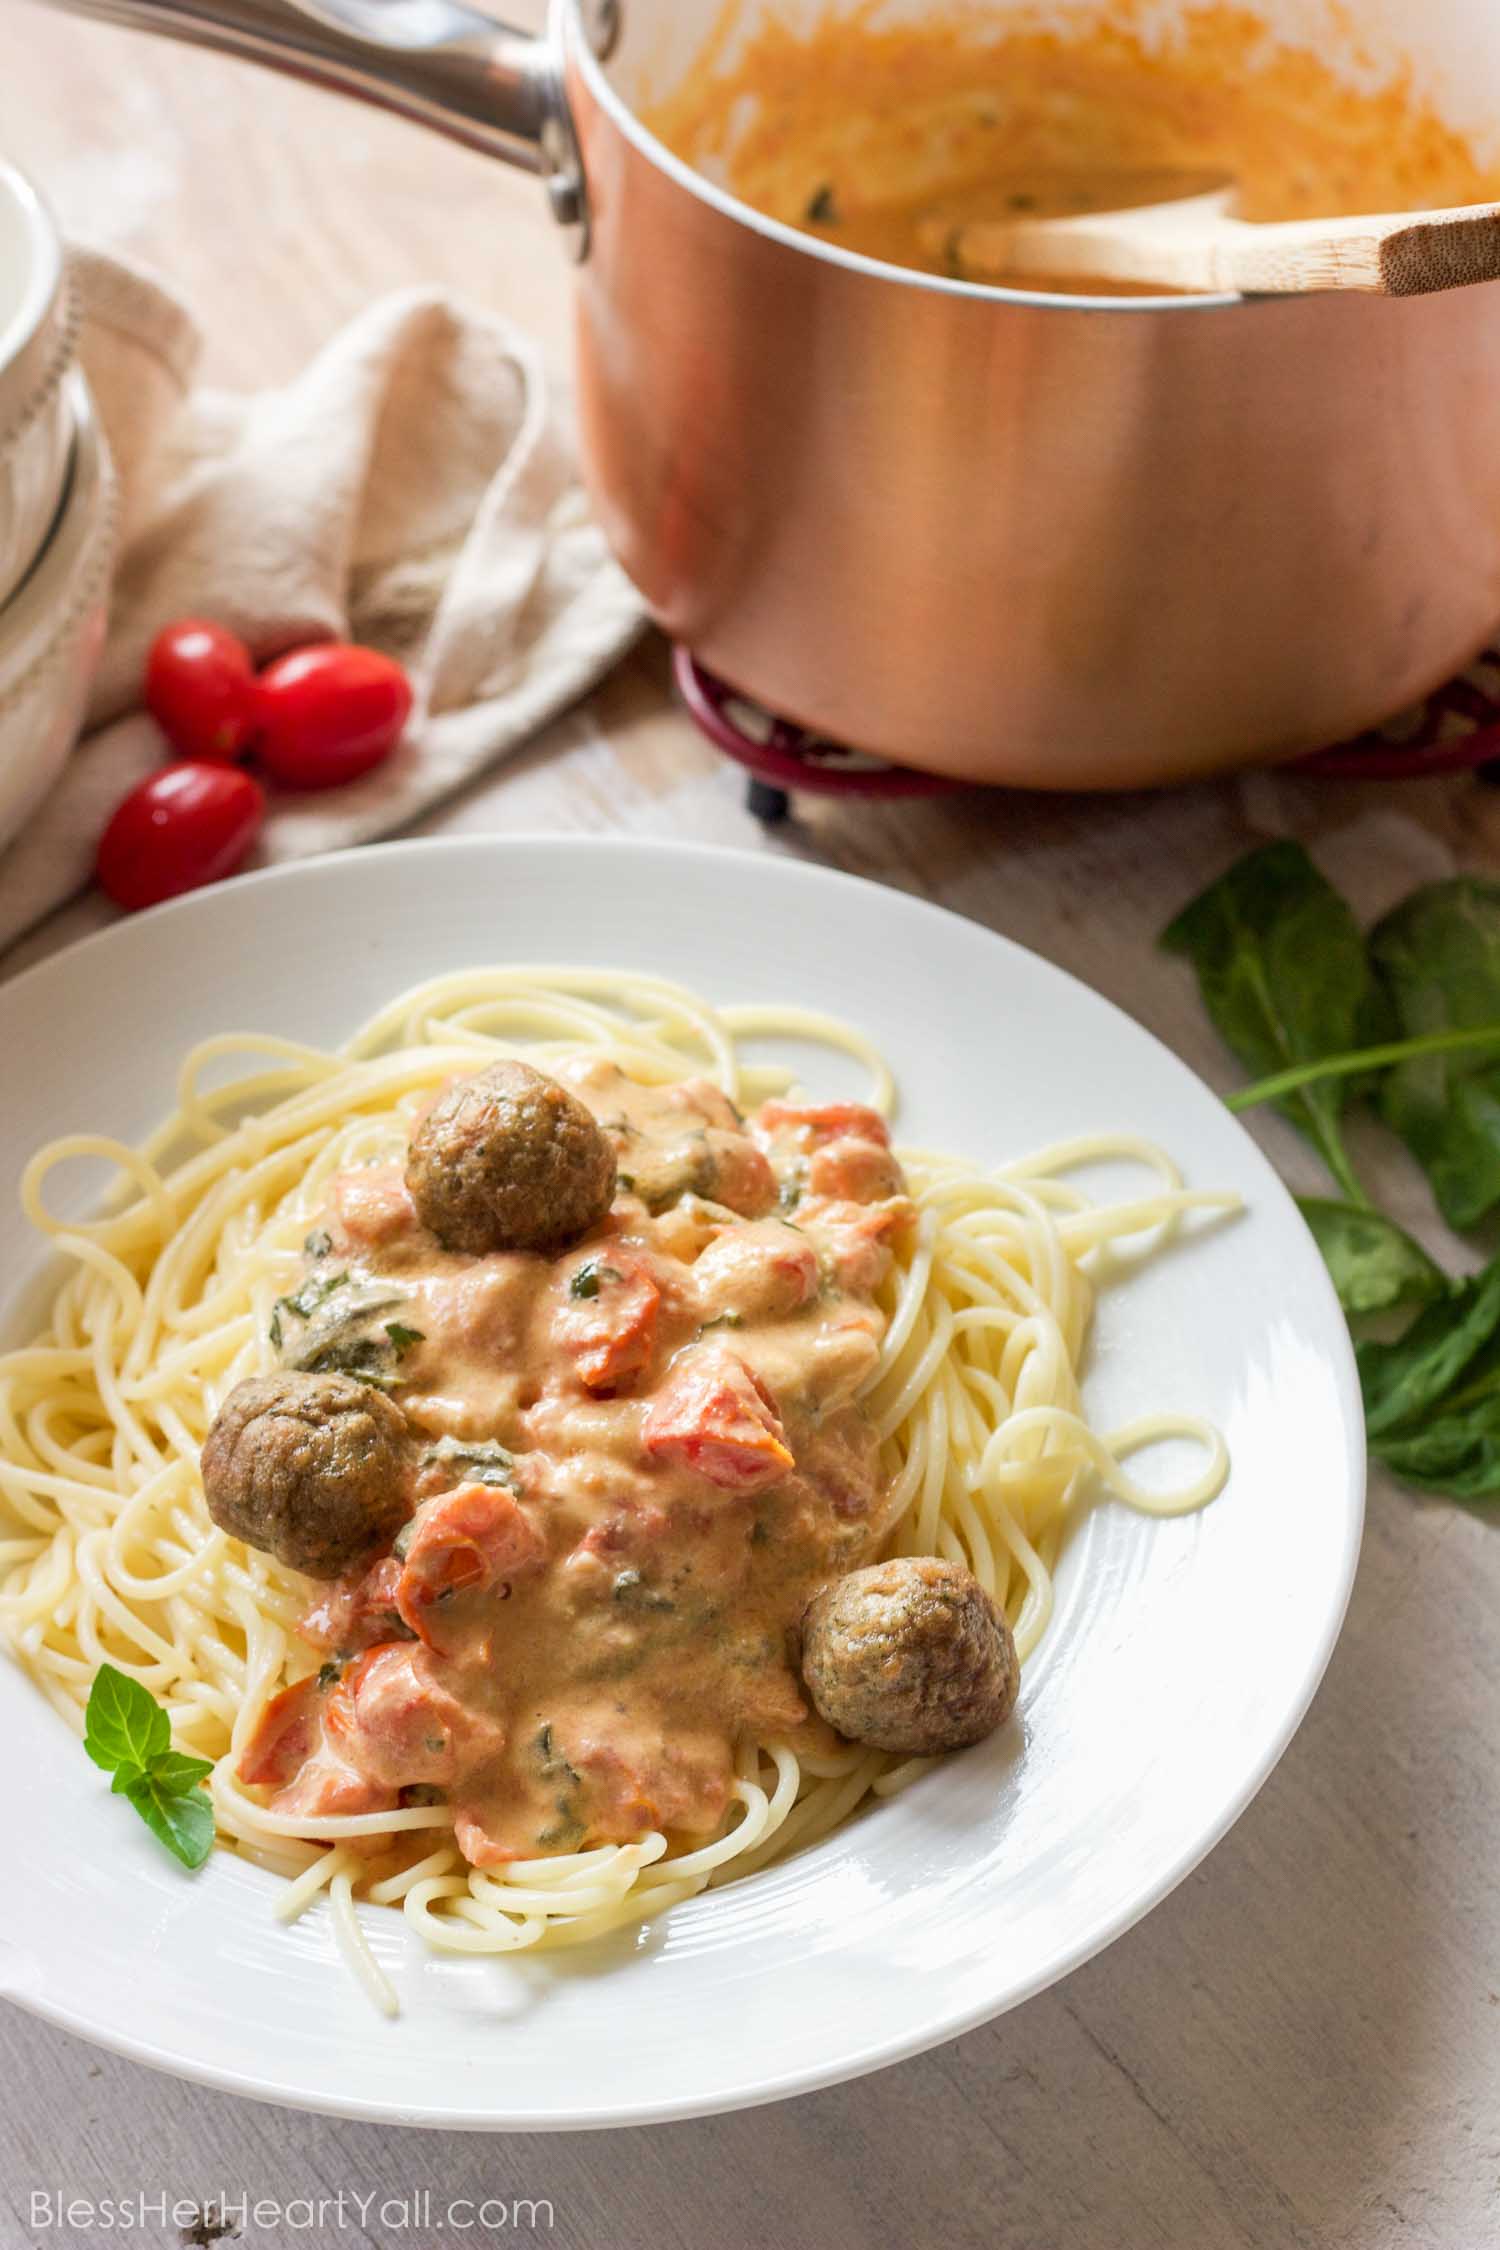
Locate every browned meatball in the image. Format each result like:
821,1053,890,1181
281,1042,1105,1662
201,1370,412,1579
800,1556,1019,1755
405,1060,616,1254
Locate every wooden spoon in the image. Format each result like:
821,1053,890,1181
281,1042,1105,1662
922,171,1500,297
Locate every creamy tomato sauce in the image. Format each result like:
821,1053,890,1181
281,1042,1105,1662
647,2,1500,290
238,1069,913,1866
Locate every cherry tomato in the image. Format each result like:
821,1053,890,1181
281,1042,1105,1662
255,644,413,791
95,762,265,912
144,618,260,762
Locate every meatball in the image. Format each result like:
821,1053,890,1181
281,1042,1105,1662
800,1556,1018,1755
201,1370,412,1579
405,1060,616,1254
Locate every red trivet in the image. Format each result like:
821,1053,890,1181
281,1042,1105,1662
674,643,1500,817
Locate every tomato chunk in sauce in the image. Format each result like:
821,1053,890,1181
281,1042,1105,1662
641,1346,794,1492
238,1064,913,1864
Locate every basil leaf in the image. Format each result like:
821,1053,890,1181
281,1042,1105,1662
384,1322,424,1354
123,1770,216,1870
83,1663,170,1777
1296,1198,1447,1318
1357,1256,1500,1441
1372,1396,1500,1499
1163,843,1390,1205
422,1435,515,1490
150,1749,215,1792
275,1268,351,1323
83,1666,217,1868
1369,881,1500,1229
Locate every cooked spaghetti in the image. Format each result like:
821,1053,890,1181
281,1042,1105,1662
0,969,1235,2014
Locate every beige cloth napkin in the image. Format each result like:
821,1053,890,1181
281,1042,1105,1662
0,250,645,950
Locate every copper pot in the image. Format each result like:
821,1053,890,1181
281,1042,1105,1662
36,0,1500,784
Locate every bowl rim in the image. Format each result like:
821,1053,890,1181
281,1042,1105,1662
0,835,1367,2129
0,162,67,433
0,367,114,687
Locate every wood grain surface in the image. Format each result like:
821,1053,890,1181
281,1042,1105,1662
1,9,1498,2246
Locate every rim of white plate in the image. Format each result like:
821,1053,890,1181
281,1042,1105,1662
0,835,1366,2128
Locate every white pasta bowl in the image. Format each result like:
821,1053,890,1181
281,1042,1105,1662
0,838,1365,2128
0,162,73,614
0,368,114,855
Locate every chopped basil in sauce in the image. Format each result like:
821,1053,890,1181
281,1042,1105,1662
535,1723,582,1786
271,1267,413,1389
422,1435,517,1490
276,1269,351,1322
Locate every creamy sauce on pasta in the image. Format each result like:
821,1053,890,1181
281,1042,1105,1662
239,1067,914,1866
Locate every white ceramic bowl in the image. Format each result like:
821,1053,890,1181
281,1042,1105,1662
0,368,115,854
0,839,1366,2127
0,162,73,613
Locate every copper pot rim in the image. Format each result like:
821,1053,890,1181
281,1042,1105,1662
561,0,1257,318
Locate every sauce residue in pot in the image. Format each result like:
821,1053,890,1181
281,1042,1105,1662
644,0,1500,291
239,1066,915,1866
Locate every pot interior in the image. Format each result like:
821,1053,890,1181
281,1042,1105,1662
597,0,1500,272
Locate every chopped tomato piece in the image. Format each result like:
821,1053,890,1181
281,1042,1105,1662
330,1164,418,1249
555,1250,661,1393
326,1641,504,1789
271,1749,398,1828
395,1481,545,1647
300,1553,407,1653
641,1347,793,1492
801,1197,911,1293
451,1802,523,1867
704,1133,777,1218
692,1222,819,1320
568,1725,734,1840
237,1675,322,1788
807,1136,905,1204
758,1101,891,1151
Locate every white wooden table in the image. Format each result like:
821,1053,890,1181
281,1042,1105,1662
2,14,1499,2246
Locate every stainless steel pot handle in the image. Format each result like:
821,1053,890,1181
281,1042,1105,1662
27,0,590,251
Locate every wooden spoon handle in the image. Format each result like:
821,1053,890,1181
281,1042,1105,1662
945,201,1500,297
1229,205,1500,296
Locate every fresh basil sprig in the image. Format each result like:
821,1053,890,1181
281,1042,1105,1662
1357,1262,1500,1498
1369,880,1500,1229
1162,841,1391,1207
83,1663,215,1869
1294,1198,1446,1319
1164,847,1500,1502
